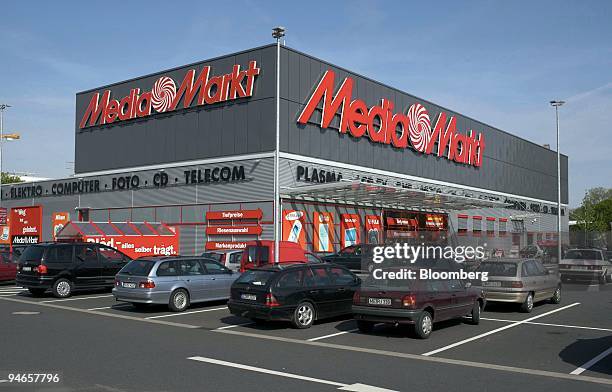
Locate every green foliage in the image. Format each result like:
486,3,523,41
570,188,612,232
1,172,22,184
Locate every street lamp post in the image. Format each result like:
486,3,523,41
272,27,285,265
0,104,11,209
550,100,565,263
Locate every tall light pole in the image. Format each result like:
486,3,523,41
0,104,11,209
550,100,565,263
272,27,285,265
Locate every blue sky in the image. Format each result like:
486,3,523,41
1,0,611,207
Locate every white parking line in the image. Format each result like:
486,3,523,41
308,329,359,342
41,295,114,303
215,322,254,330
187,356,398,391
87,305,132,311
570,347,612,375
481,317,612,333
145,306,227,319
422,302,581,356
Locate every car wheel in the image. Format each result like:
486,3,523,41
469,301,481,325
598,274,607,285
550,287,561,304
414,311,433,339
27,288,46,297
52,278,73,298
520,292,534,313
168,289,190,312
292,302,315,329
606,273,612,284
356,320,375,333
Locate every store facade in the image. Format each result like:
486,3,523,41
0,44,569,255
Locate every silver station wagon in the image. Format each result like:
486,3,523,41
113,256,238,312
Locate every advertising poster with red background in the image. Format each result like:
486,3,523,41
52,212,70,240
10,206,42,245
282,210,306,248
313,211,334,252
84,234,179,259
365,215,382,244
340,214,360,248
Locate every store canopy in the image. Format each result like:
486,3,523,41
56,221,176,239
281,181,511,212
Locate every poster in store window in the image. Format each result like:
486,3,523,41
365,215,382,244
52,212,70,240
340,214,360,248
282,210,306,248
313,212,334,252
10,206,42,245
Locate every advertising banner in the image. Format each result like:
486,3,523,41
282,210,306,248
205,226,262,235
205,241,248,251
52,212,70,240
0,207,7,225
313,212,334,252
84,235,179,259
340,214,360,248
365,215,382,244
10,206,42,245
425,214,445,230
206,209,263,221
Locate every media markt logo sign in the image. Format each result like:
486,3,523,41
79,61,260,129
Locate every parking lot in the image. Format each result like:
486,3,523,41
0,281,610,391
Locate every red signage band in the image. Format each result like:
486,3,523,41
386,217,417,227
297,70,485,167
80,61,260,129
206,209,263,220
205,225,262,235
205,241,248,250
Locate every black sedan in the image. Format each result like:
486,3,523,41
228,263,360,328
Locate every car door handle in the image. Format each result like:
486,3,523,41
337,287,346,292
211,278,216,280
309,290,319,294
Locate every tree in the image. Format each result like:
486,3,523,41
583,187,612,206
570,188,612,232
1,172,23,184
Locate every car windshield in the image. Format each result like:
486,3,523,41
19,246,45,262
565,250,602,260
477,262,518,277
120,259,155,276
235,270,275,286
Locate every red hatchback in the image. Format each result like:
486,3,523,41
0,250,18,282
352,273,484,339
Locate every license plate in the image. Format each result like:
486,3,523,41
241,293,257,301
122,282,136,288
571,266,588,270
483,281,502,287
368,298,392,306
22,266,31,272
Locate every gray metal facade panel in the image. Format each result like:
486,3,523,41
75,45,278,174
279,47,568,204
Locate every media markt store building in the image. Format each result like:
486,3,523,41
1,43,569,258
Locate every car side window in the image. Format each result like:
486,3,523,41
45,246,73,263
328,267,355,285
179,259,205,276
99,246,125,263
75,245,98,263
524,261,539,276
302,268,315,287
276,270,304,289
305,253,320,263
202,260,229,275
311,267,332,286
157,261,178,277
533,260,547,275
447,279,463,290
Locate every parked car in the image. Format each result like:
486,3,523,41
473,258,561,312
202,250,243,272
113,256,238,311
304,251,323,263
321,244,374,271
559,249,612,284
352,270,484,339
16,242,131,297
228,263,360,328
0,250,17,282
240,240,308,272
519,244,544,259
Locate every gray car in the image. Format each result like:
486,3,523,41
560,249,612,284
112,256,238,312
473,258,561,313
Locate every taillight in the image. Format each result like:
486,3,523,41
510,281,523,288
15,265,20,271
138,280,156,289
402,294,416,308
36,265,48,275
353,291,361,304
115,279,120,286
265,293,280,307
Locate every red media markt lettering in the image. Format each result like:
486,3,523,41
297,70,485,167
80,61,260,129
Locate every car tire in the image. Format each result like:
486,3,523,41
469,301,481,325
356,320,375,333
168,289,190,312
28,288,46,297
414,310,433,339
606,273,612,284
550,287,561,304
292,302,315,329
52,278,73,298
520,292,534,313
598,274,607,285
